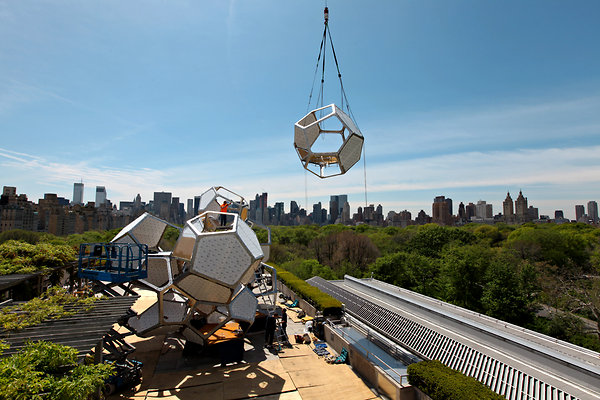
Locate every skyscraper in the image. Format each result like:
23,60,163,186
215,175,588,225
515,190,528,222
432,196,453,226
588,201,598,223
575,205,585,222
503,192,514,218
329,195,339,223
95,186,106,207
154,191,172,220
73,182,84,205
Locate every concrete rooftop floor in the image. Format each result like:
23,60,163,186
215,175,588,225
109,291,381,400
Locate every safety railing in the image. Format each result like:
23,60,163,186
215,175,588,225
78,243,148,283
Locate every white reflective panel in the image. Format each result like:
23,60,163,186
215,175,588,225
236,219,264,260
338,133,364,173
334,104,362,138
112,213,167,249
139,256,173,291
192,234,252,287
163,292,189,324
172,225,197,261
239,260,261,286
207,310,229,324
294,112,319,148
175,273,233,303
229,286,258,323
198,187,218,212
128,301,159,334
182,326,204,345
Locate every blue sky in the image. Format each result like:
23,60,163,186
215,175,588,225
1,0,599,220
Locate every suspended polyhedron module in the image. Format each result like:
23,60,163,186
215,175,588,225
294,103,364,178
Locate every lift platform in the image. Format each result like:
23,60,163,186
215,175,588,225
78,242,148,283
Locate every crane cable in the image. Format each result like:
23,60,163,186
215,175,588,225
304,6,369,208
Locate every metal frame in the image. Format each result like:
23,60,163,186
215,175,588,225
294,103,364,178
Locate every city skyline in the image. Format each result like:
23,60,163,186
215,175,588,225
1,2,600,222
4,181,597,224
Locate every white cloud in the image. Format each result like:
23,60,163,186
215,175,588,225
367,95,600,158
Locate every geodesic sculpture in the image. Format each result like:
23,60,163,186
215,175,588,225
109,187,273,349
294,103,364,178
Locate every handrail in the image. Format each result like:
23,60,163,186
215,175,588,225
327,320,410,386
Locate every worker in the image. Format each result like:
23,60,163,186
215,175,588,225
281,308,288,336
265,313,277,348
220,201,229,226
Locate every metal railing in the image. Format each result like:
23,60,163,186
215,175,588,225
327,319,409,386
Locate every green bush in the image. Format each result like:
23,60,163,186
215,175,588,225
0,341,114,400
0,240,76,275
273,264,342,316
0,229,43,245
408,360,503,400
0,287,98,331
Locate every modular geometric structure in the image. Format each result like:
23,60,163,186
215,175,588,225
113,196,267,348
294,103,364,178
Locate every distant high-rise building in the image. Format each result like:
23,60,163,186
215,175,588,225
154,191,172,220
95,186,107,207
194,196,201,216
329,196,339,223
588,201,598,223
575,205,585,222
465,203,476,220
72,182,84,205
515,190,528,221
415,210,431,225
290,201,299,217
2,187,16,197
503,192,514,218
432,196,452,226
475,200,492,219
312,202,323,224
457,202,466,219
274,202,284,225
554,210,564,220
528,206,539,221
446,198,453,216
337,194,348,216
187,199,194,218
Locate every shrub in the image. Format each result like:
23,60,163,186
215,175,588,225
0,240,76,275
0,341,114,400
273,264,342,316
408,360,503,400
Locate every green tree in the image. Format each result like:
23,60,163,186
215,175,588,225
440,244,492,311
481,252,539,324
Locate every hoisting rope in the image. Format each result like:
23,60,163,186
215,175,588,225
306,6,356,120
303,6,369,206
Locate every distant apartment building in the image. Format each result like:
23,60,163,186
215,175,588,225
0,186,37,232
